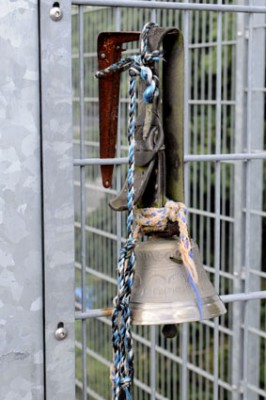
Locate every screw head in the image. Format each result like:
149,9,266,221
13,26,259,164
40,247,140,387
100,53,106,59
55,326,67,340
50,6,63,22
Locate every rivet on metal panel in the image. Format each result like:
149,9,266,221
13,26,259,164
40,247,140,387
54,322,67,340
50,2,63,22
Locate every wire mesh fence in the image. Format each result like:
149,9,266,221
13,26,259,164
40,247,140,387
71,1,266,399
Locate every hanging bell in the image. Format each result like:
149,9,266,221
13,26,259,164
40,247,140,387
130,237,226,325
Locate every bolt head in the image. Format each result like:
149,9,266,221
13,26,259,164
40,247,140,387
50,6,63,22
55,327,67,340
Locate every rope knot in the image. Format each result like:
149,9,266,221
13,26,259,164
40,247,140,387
134,201,199,284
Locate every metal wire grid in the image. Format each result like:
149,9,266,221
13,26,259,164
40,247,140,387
71,1,266,399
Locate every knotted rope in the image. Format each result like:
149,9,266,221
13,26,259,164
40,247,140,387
133,201,198,283
96,22,201,400
96,22,162,105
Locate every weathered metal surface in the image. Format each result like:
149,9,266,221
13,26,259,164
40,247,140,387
97,32,140,188
108,27,185,211
39,1,75,399
130,238,226,325
0,1,44,399
162,30,184,203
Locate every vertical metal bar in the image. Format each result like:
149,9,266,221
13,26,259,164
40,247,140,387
79,6,88,400
40,1,75,399
243,3,265,398
206,9,214,271
199,9,207,398
242,11,253,400
199,8,206,261
150,326,156,400
192,8,199,240
233,6,246,399
182,8,190,400
150,5,156,22
213,8,223,400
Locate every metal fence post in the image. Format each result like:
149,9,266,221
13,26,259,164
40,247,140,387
232,9,246,399
234,3,265,399
39,1,76,399
0,1,44,399
242,4,265,399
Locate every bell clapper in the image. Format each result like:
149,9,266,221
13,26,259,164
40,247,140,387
162,324,178,339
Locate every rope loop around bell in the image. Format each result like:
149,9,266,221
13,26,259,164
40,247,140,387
134,201,199,284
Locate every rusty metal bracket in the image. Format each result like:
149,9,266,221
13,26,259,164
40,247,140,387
97,28,185,205
97,32,140,188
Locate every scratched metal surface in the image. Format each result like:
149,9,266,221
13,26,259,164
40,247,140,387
39,1,76,399
0,1,44,399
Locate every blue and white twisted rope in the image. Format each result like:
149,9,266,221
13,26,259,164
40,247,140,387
96,22,162,400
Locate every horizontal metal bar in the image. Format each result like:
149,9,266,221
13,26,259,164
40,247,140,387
242,208,266,218
250,268,266,279
76,340,111,368
71,5,105,14
185,152,266,162
72,51,97,59
73,152,266,166
74,180,118,195
73,157,128,166
247,383,266,398
202,317,233,337
189,206,234,223
71,0,266,14
246,87,266,92
75,262,117,285
221,291,266,303
73,138,99,148
189,99,236,106
246,326,266,340
76,307,113,319
189,40,236,50
72,96,131,104
78,305,234,337
75,291,266,320
204,264,235,281
75,221,120,241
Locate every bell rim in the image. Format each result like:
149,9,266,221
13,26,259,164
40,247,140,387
130,296,226,325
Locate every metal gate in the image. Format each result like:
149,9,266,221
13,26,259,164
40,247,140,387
71,1,266,400
1,1,265,400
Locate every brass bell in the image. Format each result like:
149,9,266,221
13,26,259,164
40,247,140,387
130,237,226,326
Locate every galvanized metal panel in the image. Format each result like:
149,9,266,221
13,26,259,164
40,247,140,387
0,1,44,399
39,1,75,399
